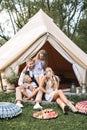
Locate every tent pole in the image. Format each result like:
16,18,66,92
0,72,3,91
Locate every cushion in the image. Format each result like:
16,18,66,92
75,101,87,114
0,102,22,119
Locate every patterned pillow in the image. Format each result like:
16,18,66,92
75,101,87,114
0,102,22,119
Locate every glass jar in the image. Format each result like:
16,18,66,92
76,87,81,94
81,84,86,94
70,83,76,93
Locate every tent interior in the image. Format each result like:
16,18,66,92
19,41,79,89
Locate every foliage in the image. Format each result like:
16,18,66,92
0,0,85,40
5,68,18,85
74,17,87,53
0,92,87,130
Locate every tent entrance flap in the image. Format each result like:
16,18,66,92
40,41,79,85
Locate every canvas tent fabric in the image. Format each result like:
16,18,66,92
0,9,87,87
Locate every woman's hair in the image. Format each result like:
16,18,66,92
45,67,60,89
45,67,54,75
45,67,59,80
35,49,48,61
33,49,48,68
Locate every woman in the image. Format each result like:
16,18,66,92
39,67,78,114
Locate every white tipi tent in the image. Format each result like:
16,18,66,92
0,9,87,89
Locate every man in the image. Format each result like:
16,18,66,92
16,58,39,107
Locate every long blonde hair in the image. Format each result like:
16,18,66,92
45,67,60,89
36,49,48,60
34,49,48,68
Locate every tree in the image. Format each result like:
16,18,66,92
74,17,87,53
0,0,86,48
73,0,87,53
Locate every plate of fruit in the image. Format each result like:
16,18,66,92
33,108,58,119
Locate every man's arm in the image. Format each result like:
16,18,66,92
18,64,30,86
22,66,28,73
18,72,25,86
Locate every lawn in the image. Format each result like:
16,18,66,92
0,92,87,130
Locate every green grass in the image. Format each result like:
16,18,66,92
0,92,87,130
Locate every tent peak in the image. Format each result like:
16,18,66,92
38,9,44,13
29,9,53,24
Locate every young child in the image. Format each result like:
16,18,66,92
33,49,48,84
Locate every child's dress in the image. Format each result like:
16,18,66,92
33,59,45,77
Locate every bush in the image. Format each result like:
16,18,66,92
5,68,18,85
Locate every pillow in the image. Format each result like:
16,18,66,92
75,101,87,114
0,102,22,119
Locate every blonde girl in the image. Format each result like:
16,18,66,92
33,49,48,84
